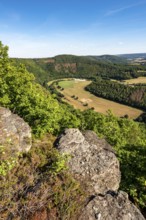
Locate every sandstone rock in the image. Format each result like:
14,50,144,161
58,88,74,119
79,191,145,220
0,107,32,153
55,128,121,194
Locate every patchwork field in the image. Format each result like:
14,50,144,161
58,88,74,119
57,79,143,119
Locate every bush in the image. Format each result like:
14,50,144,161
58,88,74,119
0,134,85,219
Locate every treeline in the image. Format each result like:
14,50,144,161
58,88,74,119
0,42,146,212
136,112,146,124
86,78,146,111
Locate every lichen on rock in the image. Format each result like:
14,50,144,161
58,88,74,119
0,107,32,153
55,128,121,194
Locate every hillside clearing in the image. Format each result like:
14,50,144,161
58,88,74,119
124,76,146,84
57,79,143,119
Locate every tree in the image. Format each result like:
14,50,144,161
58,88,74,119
0,42,62,136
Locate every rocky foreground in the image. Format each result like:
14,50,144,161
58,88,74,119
0,107,145,220
55,129,145,220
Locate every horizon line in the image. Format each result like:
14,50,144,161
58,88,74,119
9,52,146,59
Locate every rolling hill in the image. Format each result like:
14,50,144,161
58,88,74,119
11,54,146,85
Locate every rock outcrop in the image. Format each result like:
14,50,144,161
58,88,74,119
55,129,120,194
0,109,144,220
55,128,145,220
0,107,32,153
55,63,77,73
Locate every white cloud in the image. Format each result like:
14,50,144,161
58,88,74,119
105,1,146,16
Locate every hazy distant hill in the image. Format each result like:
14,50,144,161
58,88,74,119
118,53,146,60
87,54,128,64
53,54,127,64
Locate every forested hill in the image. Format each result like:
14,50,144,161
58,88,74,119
11,54,146,85
88,54,128,63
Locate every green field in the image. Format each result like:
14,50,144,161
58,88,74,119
57,79,143,119
59,80,75,88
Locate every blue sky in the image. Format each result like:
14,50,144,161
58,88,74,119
0,0,146,57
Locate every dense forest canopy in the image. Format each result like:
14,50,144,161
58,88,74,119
0,42,146,217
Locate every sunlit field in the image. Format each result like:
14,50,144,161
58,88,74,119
57,79,143,119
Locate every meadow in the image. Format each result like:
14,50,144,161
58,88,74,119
58,79,143,119
124,76,146,84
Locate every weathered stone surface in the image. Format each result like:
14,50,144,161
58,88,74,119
79,191,145,220
55,129,145,220
55,128,121,194
0,107,32,153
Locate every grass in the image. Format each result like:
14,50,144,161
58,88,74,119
124,76,146,84
57,79,143,119
48,78,75,86
59,80,75,88
48,79,59,86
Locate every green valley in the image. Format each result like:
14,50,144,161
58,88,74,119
52,79,143,119
0,41,146,218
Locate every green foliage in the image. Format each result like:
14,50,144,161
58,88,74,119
82,109,146,148
136,112,146,123
0,145,18,176
59,104,82,130
118,145,146,208
0,42,84,137
50,153,69,175
0,42,65,136
0,158,17,176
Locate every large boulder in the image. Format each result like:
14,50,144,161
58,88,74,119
55,128,145,220
0,107,32,153
55,128,121,194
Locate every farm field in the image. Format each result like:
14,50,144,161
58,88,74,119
57,79,143,119
124,76,146,84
